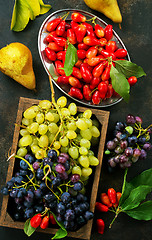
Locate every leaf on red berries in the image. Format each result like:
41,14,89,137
51,212,67,239
115,60,146,78
63,43,78,76
49,64,59,81
24,219,36,237
125,201,152,220
110,65,130,103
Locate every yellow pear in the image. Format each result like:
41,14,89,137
84,0,122,23
0,42,36,90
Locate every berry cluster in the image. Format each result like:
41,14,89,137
1,150,93,230
43,11,135,105
105,114,152,169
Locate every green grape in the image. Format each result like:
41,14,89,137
36,112,44,124
66,130,77,139
60,146,69,153
53,141,61,150
76,118,88,130
48,133,55,144
19,135,33,146
38,135,49,148
17,147,27,157
27,122,39,134
59,136,69,147
79,147,88,155
89,156,99,166
30,136,38,146
45,112,55,122
18,141,22,148
19,129,30,136
31,145,40,154
91,136,100,146
83,109,92,119
35,149,46,159
48,123,58,134
52,113,60,123
39,100,52,109
78,156,89,168
80,175,89,181
72,166,82,176
80,138,91,149
61,108,70,117
79,187,86,195
81,167,92,177
22,118,33,126
24,107,36,119
88,150,94,156
75,134,82,142
57,96,67,107
68,103,77,115
67,121,77,131
39,124,48,135
68,147,79,159
90,126,100,137
31,105,39,112
80,129,92,140
92,118,100,128
85,118,92,128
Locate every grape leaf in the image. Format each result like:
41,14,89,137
110,65,130,103
115,60,146,78
125,201,152,220
63,43,78,76
24,218,36,237
121,185,152,211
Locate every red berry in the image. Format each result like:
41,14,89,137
128,76,137,86
30,214,42,228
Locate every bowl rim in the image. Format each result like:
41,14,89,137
38,8,131,108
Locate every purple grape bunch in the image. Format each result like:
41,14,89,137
105,114,152,169
1,150,93,230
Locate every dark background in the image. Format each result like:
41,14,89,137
0,0,152,239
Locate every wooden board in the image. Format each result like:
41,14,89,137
0,97,110,240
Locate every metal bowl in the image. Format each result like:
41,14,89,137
38,9,130,108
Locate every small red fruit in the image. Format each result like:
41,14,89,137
128,76,137,86
40,216,49,229
95,202,109,212
92,90,101,105
71,12,86,22
107,188,117,204
30,214,42,228
104,24,113,40
96,219,105,235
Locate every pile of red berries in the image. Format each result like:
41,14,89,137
43,11,135,105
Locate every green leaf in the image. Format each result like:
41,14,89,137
51,212,67,239
63,43,78,76
125,201,152,220
24,219,36,237
110,65,130,103
52,228,67,239
38,0,51,14
119,168,129,205
26,0,41,19
121,185,152,211
11,0,31,31
115,60,146,78
130,168,152,188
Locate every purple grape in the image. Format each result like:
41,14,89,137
113,137,119,145
125,147,133,157
59,172,68,180
139,149,147,160
138,136,146,144
143,142,152,151
32,161,40,170
119,154,129,163
59,153,69,160
108,158,117,168
120,140,128,149
55,164,66,173
135,116,143,124
115,122,125,131
128,136,137,146
106,140,117,150
133,148,141,157
114,155,121,163
120,161,132,169
71,174,80,183
57,156,67,163
126,114,136,125
116,132,122,140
